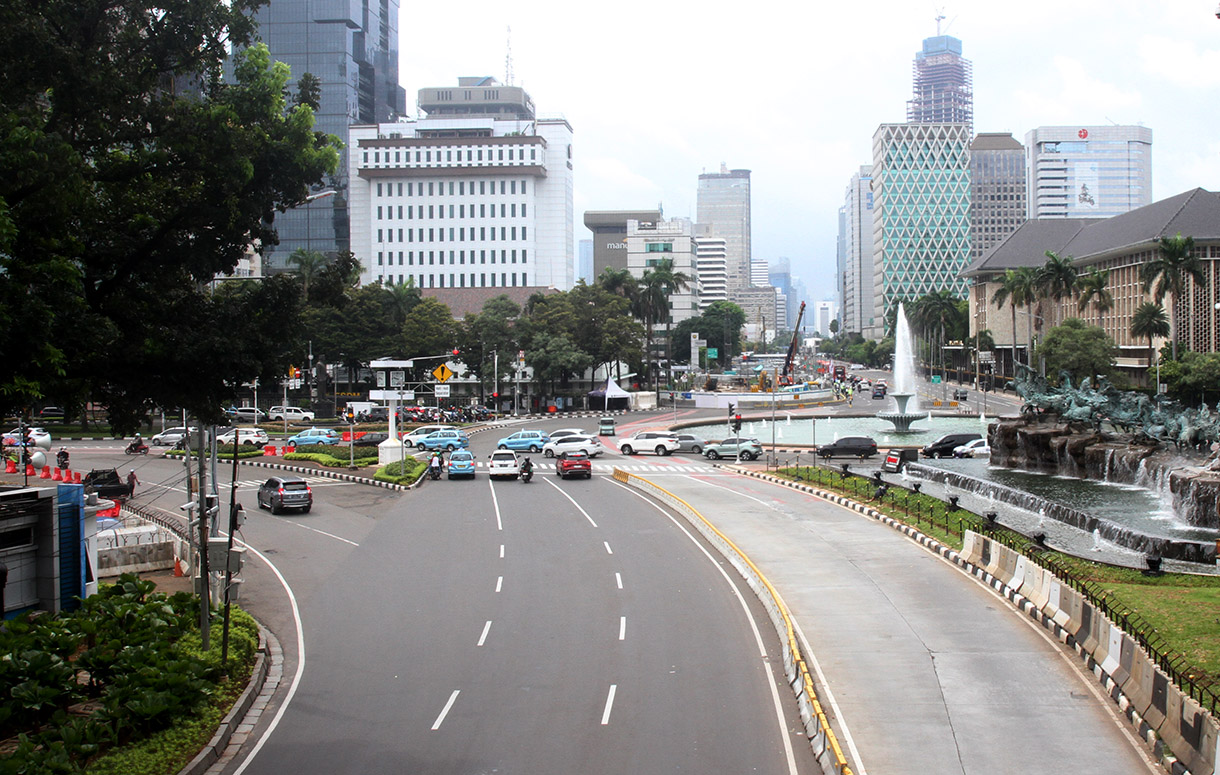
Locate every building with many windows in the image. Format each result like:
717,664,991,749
694,229,728,310
1025,125,1152,219
841,166,875,336
970,133,1027,263
871,123,972,337
625,219,700,325
697,165,752,295
231,0,406,271
348,78,574,290
907,35,973,133
583,209,662,279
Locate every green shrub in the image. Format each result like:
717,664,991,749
282,450,378,468
374,457,425,485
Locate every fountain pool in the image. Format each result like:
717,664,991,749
678,414,993,447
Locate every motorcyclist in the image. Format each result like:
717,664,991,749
56,447,69,469
429,451,443,478
519,456,533,477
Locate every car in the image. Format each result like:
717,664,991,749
555,450,593,479
850,363,866,370
548,428,587,440
617,432,679,456
447,449,477,479
352,431,390,447
871,387,887,399
3,427,52,449
703,437,764,460
496,429,550,452
417,429,469,451
401,424,459,445
230,406,267,423
921,432,982,459
256,475,313,514
217,427,269,447
152,426,196,446
268,406,316,423
37,406,65,421
83,468,132,498
487,449,520,479
542,434,603,458
817,436,879,459
597,417,617,436
881,448,919,473
954,438,991,458
285,427,342,448
876,379,888,388
952,388,969,402
674,433,708,454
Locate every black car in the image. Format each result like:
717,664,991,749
256,475,313,514
921,432,982,459
83,468,131,498
353,431,389,447
817,436,878,459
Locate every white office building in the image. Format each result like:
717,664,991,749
841,165,875,336
1025,125,1152,219
625,218,700,324
349,77,574,290
694,231,727,310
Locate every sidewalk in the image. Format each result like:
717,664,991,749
650,470,1156,775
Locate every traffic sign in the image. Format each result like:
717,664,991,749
432,364,454,383
707,348,718,358
931,375,942,384
435,384,451,398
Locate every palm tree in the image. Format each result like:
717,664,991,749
597,267,638,301
1140,233,1203,360
1130,302,1170,385
912,290,962,386
287,248,329,297
1076,268,1113,329
991,267,1036,372
385,278,421,326
1037,251,1078,329
649,259,691,391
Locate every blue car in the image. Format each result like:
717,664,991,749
418,429,469,451
447,450,476,479
495,429,550,452
286,427,342,448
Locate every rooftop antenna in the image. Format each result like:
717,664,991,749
935,8,945,34
505,25,514,86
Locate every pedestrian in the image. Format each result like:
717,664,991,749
126,469,140,495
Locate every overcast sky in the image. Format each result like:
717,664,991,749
399,0,1220,303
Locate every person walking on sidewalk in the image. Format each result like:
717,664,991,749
127,469,140,495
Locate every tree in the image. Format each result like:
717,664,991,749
0,1,342,430
1130,302,1170,384
1140,233,1203,360
645,259,690,390
1037,251,1079,325
1076,268,1113,328
991,267,1037,370
1034,318,1118,386
911,290,962,383
701,301,746,367
401,298,458,365
460,295,521,400
829,319,840,336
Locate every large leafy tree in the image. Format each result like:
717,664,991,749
701,301,746,367
459,295,522,400
1034,318,1118,386
1140,233,1203,360
0,1,342,430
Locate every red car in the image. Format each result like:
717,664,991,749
555,450,593,479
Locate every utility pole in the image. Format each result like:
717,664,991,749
196,428,211,650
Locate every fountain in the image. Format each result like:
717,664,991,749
877,303,925,433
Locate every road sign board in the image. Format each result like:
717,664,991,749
434,384,451,398
432,364,454,383
931,375,942,384
707,348,718,358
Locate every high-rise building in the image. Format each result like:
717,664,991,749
232,0,406,270
969,133,1027,263
814,301,837,337
696,165,752,295
578,240,594,284
769,258,798,329
584,210,662,279
841,166,875,336
871,123,972,336
693,228,728,311
1025,125,1153,219
907,35,973,133
348,78,574,290
625,218,699,324
750,259,770,287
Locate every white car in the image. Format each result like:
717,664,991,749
268,406,316,422
547,428,587,440
401,424,458,445
217,427,269,447
152,426,196,446
542,434,604,458
4,427,52,449
487,449,520,479
954,438,991,458
617,432,679,456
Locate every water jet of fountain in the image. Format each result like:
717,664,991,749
876,303,925,433
1092,528,1102,552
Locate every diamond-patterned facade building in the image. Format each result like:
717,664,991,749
870,123,972,337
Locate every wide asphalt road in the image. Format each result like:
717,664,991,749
79,427,819,775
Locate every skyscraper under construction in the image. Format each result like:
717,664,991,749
907,34,973,133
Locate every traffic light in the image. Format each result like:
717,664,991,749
344,407,355,423
732,414,742,433
452,348,460,357
491,391,499,399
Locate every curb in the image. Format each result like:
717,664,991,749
728,465,1190,775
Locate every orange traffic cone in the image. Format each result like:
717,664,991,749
173,557,184,577
25,464,35,476
73,471,81,483
39,465,51,479
4,458,15,474
51,468,62,481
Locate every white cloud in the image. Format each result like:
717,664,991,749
1138,35,1220,89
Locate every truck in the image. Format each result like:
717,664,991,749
83,468,132,499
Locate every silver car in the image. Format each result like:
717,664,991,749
152,426,196,446
674,433,708,454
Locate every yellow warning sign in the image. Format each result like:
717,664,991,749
432,364,454,383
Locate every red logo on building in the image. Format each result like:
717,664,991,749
1078,128,1089,139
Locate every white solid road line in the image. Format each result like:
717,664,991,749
477,620,492,647
600,684,617,725
487,477,504,531
541,476,599,526
431,690,460,731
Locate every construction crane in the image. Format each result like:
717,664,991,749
779,301,806,386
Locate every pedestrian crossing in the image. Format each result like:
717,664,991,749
465,461,716,474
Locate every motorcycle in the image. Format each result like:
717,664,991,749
125,440,149,455
428,459,443,480
520,461,533,483
56,449,69,469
